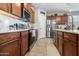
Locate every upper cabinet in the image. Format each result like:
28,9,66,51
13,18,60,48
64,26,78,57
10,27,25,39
0,3,35,22
0,3,10,12
61,15,68,24
46,16,55,20
55,15,68,25
11,3,22,17
55,16,62,24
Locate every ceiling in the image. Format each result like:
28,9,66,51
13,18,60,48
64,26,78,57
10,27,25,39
32,3,79,15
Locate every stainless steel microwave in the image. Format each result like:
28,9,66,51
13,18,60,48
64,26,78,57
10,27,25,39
22,8,31,22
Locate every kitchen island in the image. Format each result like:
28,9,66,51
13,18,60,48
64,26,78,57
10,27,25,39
55,29,79,56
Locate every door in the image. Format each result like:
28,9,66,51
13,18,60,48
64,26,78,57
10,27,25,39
0,3,9,12
21,31,28,56
11,3,22,17
58,38,63,55
38,11,46,39
63,39,77,56
0,40,20,56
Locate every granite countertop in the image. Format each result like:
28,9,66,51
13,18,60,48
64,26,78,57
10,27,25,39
0,28,38,34
55,29,79,34
0,29,30,34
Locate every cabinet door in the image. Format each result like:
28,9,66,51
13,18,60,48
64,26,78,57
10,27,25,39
0,3,9,12
55,32,59,49
11,3,22,17
0,39,20,56
55,16,62,25
61,16,67,24
63,39,77,56
58,38,63,55
78,35,79,56
21,31,28,56
78,44,79,56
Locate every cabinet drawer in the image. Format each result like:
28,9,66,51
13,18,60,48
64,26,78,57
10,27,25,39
0,32,20,44
57,31,63,36
64,32,77,43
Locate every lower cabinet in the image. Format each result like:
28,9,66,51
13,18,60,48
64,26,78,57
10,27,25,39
55,31,59,49
55,31,78,56
58,38,63,55
0,39,20,56
78,44,79,56
63,39,77,56
21,31,29,56
0,31,29,56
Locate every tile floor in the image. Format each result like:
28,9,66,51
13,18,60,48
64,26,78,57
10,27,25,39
25,38,60,56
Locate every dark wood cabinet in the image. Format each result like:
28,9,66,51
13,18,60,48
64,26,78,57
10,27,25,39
21,31,29,56
0,3,9,12
58,37,63,55
0,32,20,56
0,39,20,56
55,31,77,56
55,16,62,25
78,44,79,56
61,15,68,24
55,16,68,25
63,32,77,56
11,3,22,17
57,31,63,55
63,39,77,56
55,31,59,49
78,35,79,56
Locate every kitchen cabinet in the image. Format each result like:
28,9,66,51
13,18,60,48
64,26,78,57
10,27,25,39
46,16,55,20
0,32,20,56
61,15,68,24
11,3,22,17
57,31,63,55
55,31,59,49
55,31,78,56
21,31,29,56
0,3,10,12
78,35,79,56
0,39,20,56
63,32,77,56
63,39,77,56
55,16,62,24
55,16,68,25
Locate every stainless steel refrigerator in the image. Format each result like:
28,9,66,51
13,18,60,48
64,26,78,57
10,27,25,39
46,20,56,39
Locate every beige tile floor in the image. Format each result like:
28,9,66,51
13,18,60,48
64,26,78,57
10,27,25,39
25,38,60,56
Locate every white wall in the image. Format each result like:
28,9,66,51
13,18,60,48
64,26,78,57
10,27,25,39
35,9,46,39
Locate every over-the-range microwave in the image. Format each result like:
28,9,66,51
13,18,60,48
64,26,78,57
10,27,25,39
22,8,31,22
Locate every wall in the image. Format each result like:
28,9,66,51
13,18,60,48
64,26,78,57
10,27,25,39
34,9,46,39
0,15,26,31
73,15,79,30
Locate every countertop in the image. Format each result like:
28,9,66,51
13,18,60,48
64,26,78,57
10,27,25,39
55,29,79,34
0,29,30,34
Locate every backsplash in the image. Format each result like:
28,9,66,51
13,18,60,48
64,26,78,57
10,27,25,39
0,16,27,31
